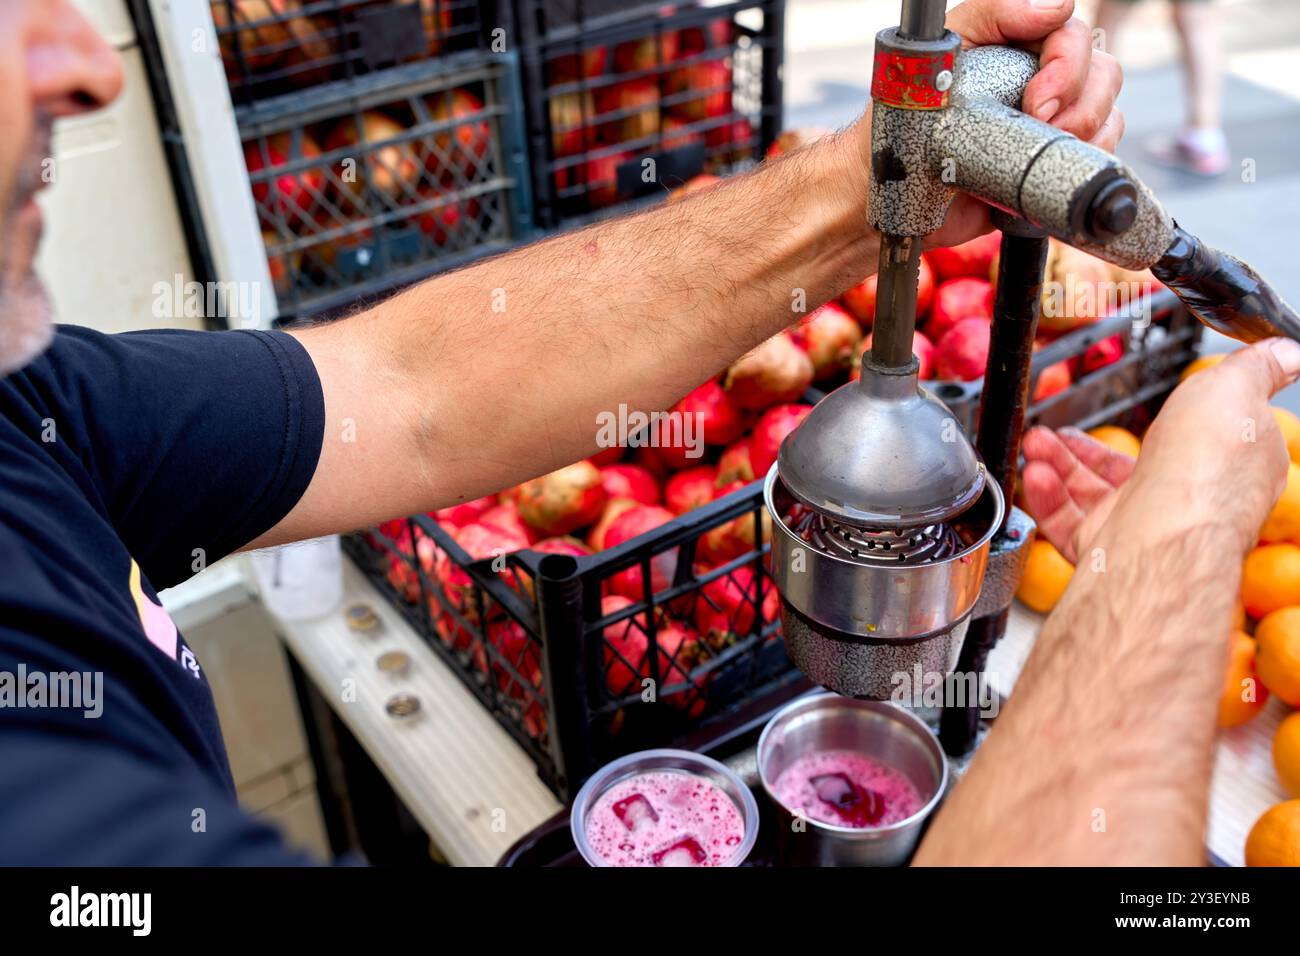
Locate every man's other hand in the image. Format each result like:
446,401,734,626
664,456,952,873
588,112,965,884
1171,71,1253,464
1023,338,1300,563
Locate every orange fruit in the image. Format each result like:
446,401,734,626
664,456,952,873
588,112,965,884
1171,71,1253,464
1086,425,1140,458
1218,631,1268,727
1241,544,1300,619
1274,407,1300,464
1244,799,1300,867
1180,352,1227,381
1016,539,1074,614
1260,462,1300,543
1255,606,1300,706
1274,712,1300,798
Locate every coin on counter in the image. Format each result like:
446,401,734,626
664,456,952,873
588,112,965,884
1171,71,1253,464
385,693,422,720
376,650,411,677
344,602,381,634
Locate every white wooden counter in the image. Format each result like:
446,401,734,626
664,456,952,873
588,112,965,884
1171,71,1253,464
276,562,561,867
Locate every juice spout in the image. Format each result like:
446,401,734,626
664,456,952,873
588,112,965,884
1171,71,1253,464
1152,223,1300,344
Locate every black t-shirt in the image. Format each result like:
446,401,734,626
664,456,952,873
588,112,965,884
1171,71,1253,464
0,325,326,864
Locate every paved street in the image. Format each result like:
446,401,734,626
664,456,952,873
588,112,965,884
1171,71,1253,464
783,0,1300,410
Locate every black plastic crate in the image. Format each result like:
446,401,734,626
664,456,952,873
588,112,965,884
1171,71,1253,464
344,482,800,801
513,0,785,229
211,0,493,108
926,288,1203,437
240,56,533,320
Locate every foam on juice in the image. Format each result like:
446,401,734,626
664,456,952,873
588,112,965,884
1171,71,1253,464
771,750,923,828
584,769,746,867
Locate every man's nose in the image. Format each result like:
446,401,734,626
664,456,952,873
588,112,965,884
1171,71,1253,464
27,0,125,118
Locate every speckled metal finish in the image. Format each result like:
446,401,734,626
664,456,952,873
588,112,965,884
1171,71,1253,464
1055,158,1174,270
780,605,969,700
970,506,1036,620
951,45,1038,106
932,98,1068,217
868,38,1174,269
870,106,956,236
867,27,962,237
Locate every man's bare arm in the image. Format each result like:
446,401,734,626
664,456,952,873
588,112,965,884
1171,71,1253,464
249,0,1117,548
259,131,875,546
915,340,1300,865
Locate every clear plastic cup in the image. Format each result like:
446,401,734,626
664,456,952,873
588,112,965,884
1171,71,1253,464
570,748,760,867
249,535,344,621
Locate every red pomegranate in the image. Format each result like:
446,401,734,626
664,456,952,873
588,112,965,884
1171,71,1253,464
664,465,718,515
595,80,660,143
926,232,1001,283
935,318,993,381
1032,359,1072,401
531,535,593,559
656,620,707,718
791,302,863,381
723,332,814,411
928,277,994,343
851,329,935,381
432,495,496,529
1078,334,1123,376
673,380,745,448
679,18,734,56
434,521,529,614
599,463,661,506
699,481,771,565
516,462,607,536
602,594,647,696
715,437,755,487
750,404,814,477
587,497,639,551
549,91,598,158
326,112,421,203
613,31,681,73
589,446,624,468
667,59,731,123
604,505,678,599
426,88,490,173
244,130,325,220
546,45,609,84
480,500,537,544
694,565,764,646
840,256,934,328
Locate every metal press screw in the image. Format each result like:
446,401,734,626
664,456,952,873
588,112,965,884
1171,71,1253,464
935,70,953,92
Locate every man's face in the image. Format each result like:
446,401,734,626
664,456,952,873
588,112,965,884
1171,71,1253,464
0,0,122,376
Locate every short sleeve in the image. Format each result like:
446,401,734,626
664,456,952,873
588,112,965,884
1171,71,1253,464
15,326,325,589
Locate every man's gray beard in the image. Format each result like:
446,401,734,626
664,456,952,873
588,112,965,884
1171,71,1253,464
0,270,54,377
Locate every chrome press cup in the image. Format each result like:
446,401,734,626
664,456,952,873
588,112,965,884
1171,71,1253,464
764,464,1003,699
757,693,948,867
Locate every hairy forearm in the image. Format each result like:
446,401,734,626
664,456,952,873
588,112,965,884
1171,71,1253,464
915,510,1240,866
287,127,876,533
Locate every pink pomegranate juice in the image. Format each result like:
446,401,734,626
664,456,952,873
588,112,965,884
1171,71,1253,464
771,750,923,829
584,770,746,867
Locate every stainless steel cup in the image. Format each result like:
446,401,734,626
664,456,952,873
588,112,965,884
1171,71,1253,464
757,693,948,866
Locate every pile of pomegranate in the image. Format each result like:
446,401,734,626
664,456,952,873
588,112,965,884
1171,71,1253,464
372,347,824,736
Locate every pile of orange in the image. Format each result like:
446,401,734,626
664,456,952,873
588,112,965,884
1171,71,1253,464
1015,355,1300,866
